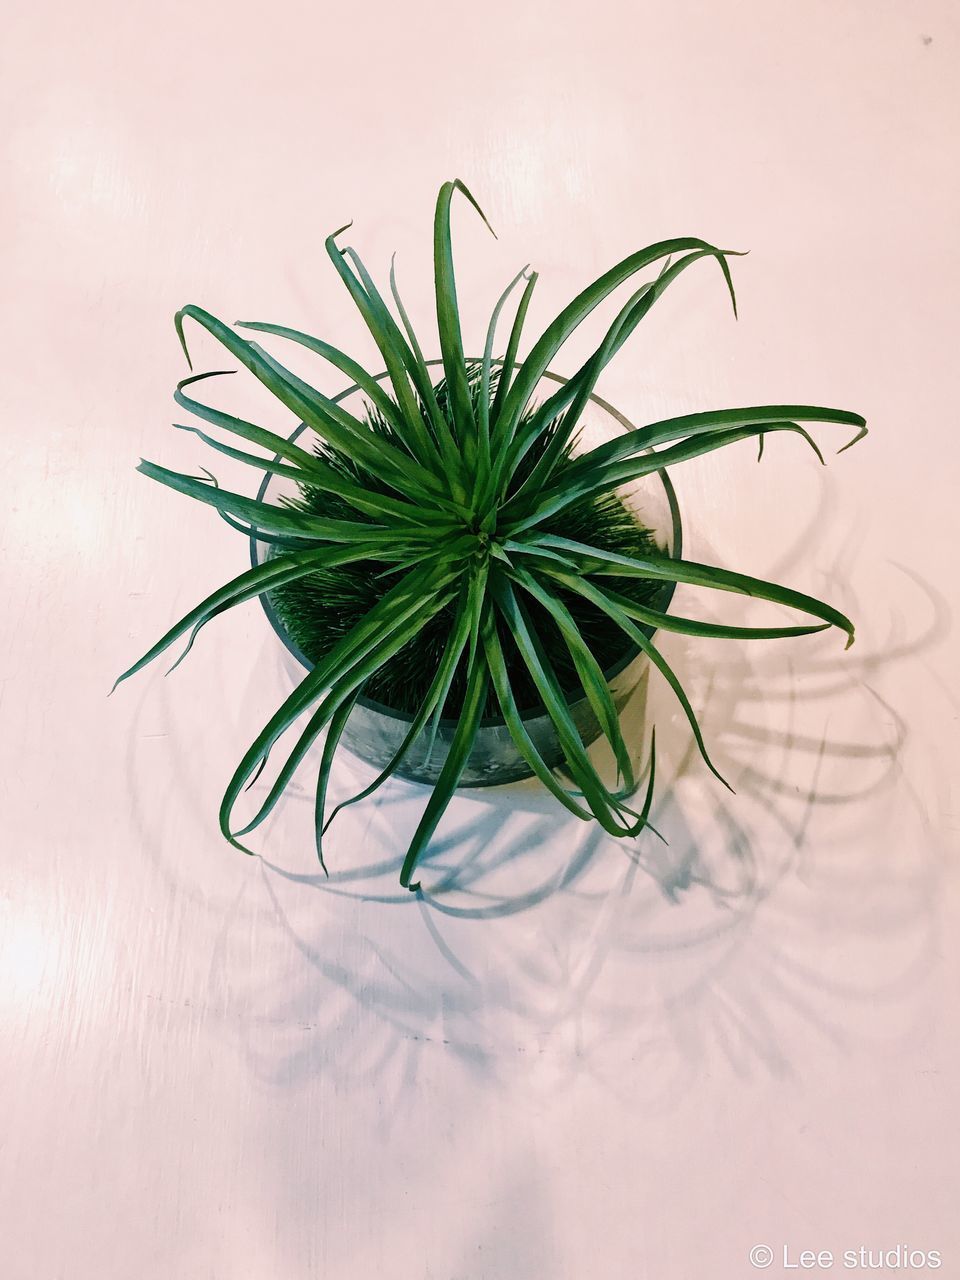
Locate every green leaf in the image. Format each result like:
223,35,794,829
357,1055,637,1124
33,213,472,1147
314,686,363,875
556,402,865,483
434,179,497,461
547,569,732,790
489,269,538,428
490,238,737,455
477,265,530,484
320,227,441,457
175,370,343,477
220,558,467,848
506,562,636,790
504,421,829,533
234,321,411,435
387,254,455,452
531,534,856,646
480,603,595,820
113,543,390,691
136,459,416,543
490,576,648,836
340,244,459,474
501,246,735,492
399,647,489,892
176,303,444,502
505,551,832,643
170,422,456,529
319,577,479,834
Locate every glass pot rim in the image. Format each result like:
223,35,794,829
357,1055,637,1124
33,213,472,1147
250,364,683,730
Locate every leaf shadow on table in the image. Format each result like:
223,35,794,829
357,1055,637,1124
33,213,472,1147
239,553,948,1103
124,510,952,1107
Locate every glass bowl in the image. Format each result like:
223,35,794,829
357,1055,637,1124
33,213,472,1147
250,367,682,787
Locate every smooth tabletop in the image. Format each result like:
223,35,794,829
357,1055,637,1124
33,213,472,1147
2,2,959,1277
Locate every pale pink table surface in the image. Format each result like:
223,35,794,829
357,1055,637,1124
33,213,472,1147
1,2,958,1278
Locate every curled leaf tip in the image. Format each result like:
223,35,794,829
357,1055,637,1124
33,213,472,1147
225,833,258,858
837,423,868,454
806,435,826,466
452,178,498,239
177,368,236,392
174,309,195,371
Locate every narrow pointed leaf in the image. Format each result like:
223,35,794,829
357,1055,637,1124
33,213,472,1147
176,303,444,500
113,544,383,690
549,570,732,790
136,459,410,542
314,687,363,875
491,577,645,836
491,238,737,451
235,321,411,434
505,421,826,532
434,179,496,456
506,563,636,789
480,605,595,820
399,654,489,891
489,269,538,428
321,580,478,833
531,535,855,645
220,559,467,845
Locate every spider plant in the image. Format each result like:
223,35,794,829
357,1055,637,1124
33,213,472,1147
115,180,865,891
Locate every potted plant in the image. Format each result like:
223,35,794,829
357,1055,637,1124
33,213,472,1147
116,181,865,891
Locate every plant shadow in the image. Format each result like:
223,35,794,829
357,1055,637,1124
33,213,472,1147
122,486,952,1102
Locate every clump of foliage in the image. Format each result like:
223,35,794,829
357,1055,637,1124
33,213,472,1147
270,362,666,717
116,180,865,891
